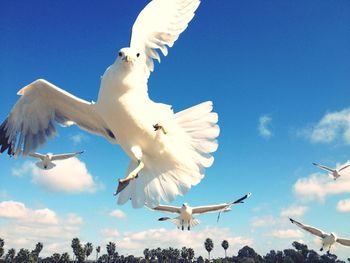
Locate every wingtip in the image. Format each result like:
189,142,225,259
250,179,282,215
312,162,317,166
289,217,295,223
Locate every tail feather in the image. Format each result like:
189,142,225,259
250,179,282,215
117,101,219,208
171,216,200,230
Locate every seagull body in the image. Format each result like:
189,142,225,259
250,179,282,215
312,162,350,180
0,0,219,208
29,151,84,170
289,218,350,253
153,193,251,230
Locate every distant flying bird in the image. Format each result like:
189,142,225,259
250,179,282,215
152,193,251,231
289,218,350,253
0,0,219,208
312,162,350,180
29,151,84,170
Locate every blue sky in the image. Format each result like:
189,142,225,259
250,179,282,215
1,0,350,260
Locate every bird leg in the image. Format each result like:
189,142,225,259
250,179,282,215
114,146,144,195
153,123,167,135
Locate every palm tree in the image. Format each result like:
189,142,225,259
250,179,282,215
71,238,85,263
181,247,188,262
31,242,43,263
204,238,213,260
173,249,180,263
0,238,4,258
144,248,151,262
51,253,61,263
106,242,116,263
221,240,229,258
15,249,30,263
5,248,16,263
60,252,70,263
85,242,93,260
187,248,194,263
96,246,101,262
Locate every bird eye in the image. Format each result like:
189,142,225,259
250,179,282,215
136,53,140,58
118,52,123,57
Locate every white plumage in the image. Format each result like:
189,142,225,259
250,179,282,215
152,193,251,230
0,0,219,208
290,218,350,253
312,162,350,180
29,151,84,170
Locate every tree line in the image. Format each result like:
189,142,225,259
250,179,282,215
0,237,349,263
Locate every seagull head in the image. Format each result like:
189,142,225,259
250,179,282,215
182,203,188,208
116,48,142,67
330,232,337,239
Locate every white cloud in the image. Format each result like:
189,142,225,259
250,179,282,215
70,133,88,145
336,199,350,213
100,227,252,258
293,161,350,201
250,216,276,228
12,158,102,193
299,108,350,144
271,229,304,239
0,200,84,257
258,115,273,139
109,209,126,219
280,205,308,218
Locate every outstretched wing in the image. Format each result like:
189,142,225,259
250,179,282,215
193,193,252,215
336,237,350,247
338,164,350,172
152,205,181,214
0,79,116,156
130,0,200,77
289,218,327,238
312,163,335,173
28,152,46,160
51,151,84,161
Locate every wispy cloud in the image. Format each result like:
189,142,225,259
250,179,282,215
0,200,83,257
70,133,89,146
258,115,273,139
11,158,103,193
298,108,350,144
336,199,350,213
293,161,350,201
109,209,126,219
270,229,304,239
250,216,276,228
280,205,308,218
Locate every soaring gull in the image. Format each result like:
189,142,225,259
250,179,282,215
29,151,84,170
290,218,350,253
152,193,251,230
312,162,350,180
0,0,219,208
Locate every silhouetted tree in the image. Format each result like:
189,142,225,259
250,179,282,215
204,238,213,260
5,248,16,263
85,242,93,260
15,248,31,263
144,248,151,262
197,256,204,263
237,246,263,262
30,242,43,263
181,247,188,262
0,238,4,258
173,249,180,263
187,248,194,263
71,238,85,263
96,246,101,262
60,252,70,263
221,240,229,258
106,242,116,263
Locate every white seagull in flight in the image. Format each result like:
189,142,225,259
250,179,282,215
152,193,251,231
0,0,219,208
29,151,84,170
312,162,350,180
290,218,350,253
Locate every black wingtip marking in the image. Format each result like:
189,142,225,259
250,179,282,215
289,218,294,223
106,129,116,139
0,118,13,156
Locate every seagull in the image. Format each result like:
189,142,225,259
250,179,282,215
289,218,350,253
152,193,251,231
312,162,350,180
28,151,84,170
0,0,219,208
